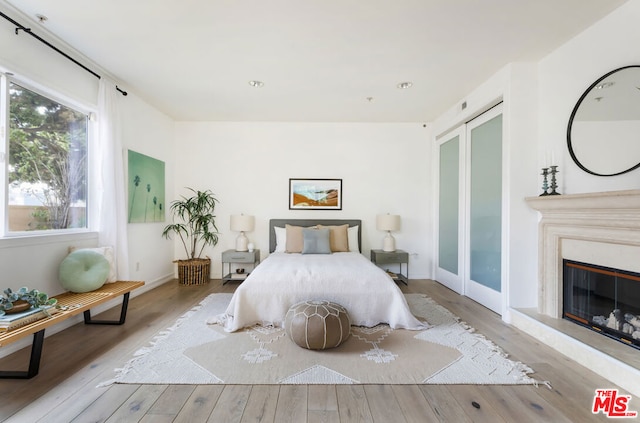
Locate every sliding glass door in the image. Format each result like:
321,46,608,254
436,104,503,314
465,107,503,313
436,127,463,293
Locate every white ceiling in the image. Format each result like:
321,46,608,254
3,0,629,122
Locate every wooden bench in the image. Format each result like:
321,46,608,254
0,280,144,379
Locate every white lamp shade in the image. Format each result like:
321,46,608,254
376,214,400,232
230,214,255,232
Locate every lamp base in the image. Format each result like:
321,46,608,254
382,233,396,252
236,232,249,252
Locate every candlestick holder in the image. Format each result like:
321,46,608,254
549,165,560,195
540,168,549,196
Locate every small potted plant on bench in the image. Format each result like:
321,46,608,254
162,188,220,285
1,287,58,316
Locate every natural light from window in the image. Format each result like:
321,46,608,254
6,81,88,233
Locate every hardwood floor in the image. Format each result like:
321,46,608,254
0,278,629,422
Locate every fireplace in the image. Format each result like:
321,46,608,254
521,189,640,396
563,259,640,349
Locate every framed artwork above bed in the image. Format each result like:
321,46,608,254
289,178,342,210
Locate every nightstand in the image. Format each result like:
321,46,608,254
222,249,260,284
370,249,409,285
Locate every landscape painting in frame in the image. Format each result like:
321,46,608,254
289,178,342,210
128,150,165,223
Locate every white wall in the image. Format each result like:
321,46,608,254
173,122,433,278
122,94,176,285
538,0,640,194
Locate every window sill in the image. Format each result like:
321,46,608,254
0,230,98,249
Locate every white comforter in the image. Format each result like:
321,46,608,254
208,252,427,332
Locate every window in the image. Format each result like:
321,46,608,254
2,76,89,234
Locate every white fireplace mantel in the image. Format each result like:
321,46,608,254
525,189,640,318
526,189,640,216
513,190,640,397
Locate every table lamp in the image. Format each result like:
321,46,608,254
376,214,400,252
230,214,255,252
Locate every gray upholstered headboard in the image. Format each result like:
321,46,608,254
269,219,362,253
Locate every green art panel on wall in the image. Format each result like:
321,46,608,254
128,150,165,223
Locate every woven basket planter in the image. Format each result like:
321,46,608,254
175,258,211,285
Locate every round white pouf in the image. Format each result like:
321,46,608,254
285,300,351,350
58,249,110,293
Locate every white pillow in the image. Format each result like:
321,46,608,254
69,246,116,282
274,226,286,252
348,225,360,252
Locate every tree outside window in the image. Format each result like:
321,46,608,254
8,82,88,231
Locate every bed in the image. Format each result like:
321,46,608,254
208,219,426,332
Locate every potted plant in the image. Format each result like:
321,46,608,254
162,188,220,285
0,287,58,317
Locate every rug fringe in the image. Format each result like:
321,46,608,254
462,326,546,387
415,295,548,387
533,379,553,389
459,324,551,388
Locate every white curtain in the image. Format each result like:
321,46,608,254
97,79,130,280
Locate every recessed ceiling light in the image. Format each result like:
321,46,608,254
248,80,264,88
397,81,413,89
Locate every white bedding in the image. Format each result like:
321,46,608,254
208,252,427,332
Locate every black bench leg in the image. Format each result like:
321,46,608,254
0,329,45,379
84,292,131,325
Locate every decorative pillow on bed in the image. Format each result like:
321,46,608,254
348,225,360,252
285,224,312,253
302,227,331,254
318,224,349,252
274,226,286,252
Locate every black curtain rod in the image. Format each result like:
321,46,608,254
0,10,127,96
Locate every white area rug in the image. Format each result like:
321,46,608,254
100,294,542,386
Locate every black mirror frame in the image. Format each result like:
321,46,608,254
567,65,640,177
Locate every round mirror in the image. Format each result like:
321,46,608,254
567,65,640,176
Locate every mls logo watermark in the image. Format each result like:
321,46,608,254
592,389,638,418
